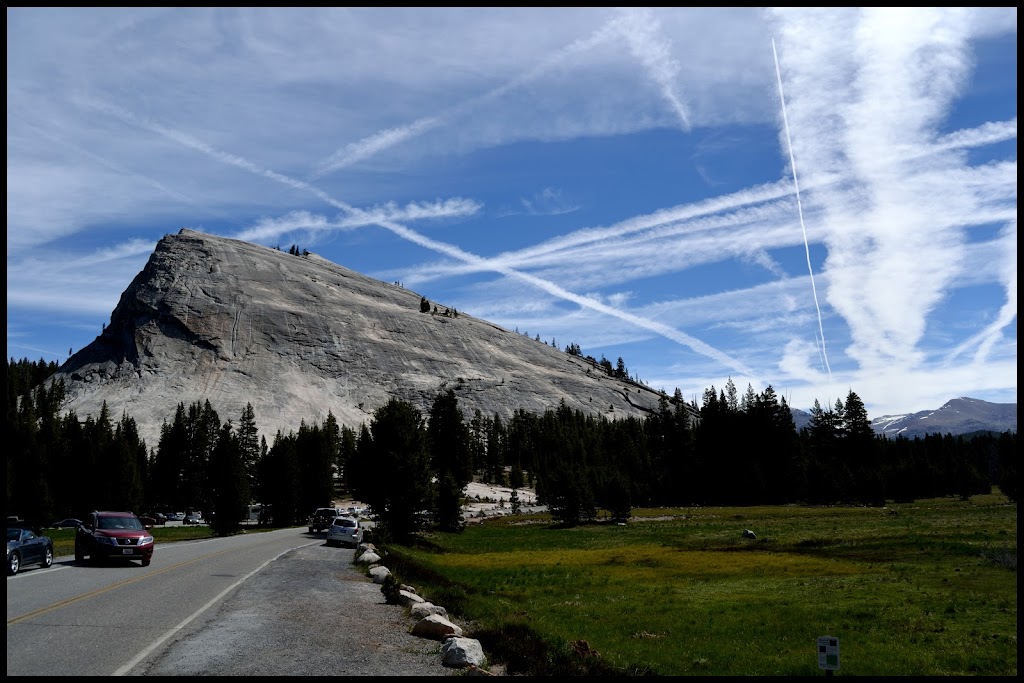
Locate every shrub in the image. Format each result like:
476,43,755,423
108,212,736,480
380,573,403,605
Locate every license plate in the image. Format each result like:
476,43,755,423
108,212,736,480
122,548,134,555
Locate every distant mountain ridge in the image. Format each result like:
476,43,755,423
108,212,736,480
868,397,1017,439
790,397,1016,438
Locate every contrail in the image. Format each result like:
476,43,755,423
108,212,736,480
772,37,832,380
310,17,622,180
86,98,760,381
13,114,247,231
311,7,692,180
616,7,691,131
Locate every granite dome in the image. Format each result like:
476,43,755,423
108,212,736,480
50,229,668,447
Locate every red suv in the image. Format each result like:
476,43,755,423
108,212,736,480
75,511,154,567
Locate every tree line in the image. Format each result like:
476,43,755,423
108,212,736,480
6,358,1017,540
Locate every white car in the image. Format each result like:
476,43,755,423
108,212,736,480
326,516,362,548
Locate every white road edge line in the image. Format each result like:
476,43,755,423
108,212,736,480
114,540,320,676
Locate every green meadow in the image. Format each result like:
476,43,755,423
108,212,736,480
382,492,1017,676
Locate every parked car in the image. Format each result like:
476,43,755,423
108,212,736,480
50,518,83,529
165,512,183,522
75,511,154,567
8,526,54,575
182,513,203,525
326,516,363,548
142,512,166,525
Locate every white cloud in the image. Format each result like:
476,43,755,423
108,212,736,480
6,8,1016,417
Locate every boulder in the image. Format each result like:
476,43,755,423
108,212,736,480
410,602,448,619
411,613,463,640
441,637,485,668
356,550,381,564
398,589,425,607
368,565,391,583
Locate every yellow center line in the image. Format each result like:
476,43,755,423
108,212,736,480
7,546,239,626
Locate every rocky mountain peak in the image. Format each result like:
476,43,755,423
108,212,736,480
51,228,668,447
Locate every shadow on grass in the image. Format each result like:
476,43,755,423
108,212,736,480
382,540,653,676
473,622,651,676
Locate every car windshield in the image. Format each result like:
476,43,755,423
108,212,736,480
333,518,356,528
97,516,143,530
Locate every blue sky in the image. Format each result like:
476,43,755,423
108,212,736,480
6,7,1017,419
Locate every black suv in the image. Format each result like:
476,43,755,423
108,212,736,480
308,507,340,533
75,511,155,566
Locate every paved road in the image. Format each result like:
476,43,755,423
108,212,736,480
7,528,455,676
135,538,456,676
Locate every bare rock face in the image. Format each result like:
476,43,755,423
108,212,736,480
49,228,666,447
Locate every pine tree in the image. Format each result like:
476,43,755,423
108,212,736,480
86,403,117,509
485,413,506,484
152,403,189,513
184,400,221,514
294,419,334,512
840,390,884,504
741,383,757,412
995,431,1017,501
261,431,302,526
321,412,342,501
208,422,247,535
724,377,739,412
545,458,596,526
355,398,431,541
805,399,852,503
112,412,147,514
346,424,373,504
427,390,472,532
842,392,869,437
468,409,487,475
338,424,358,497
237,403,260,499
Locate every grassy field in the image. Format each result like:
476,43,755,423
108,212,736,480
380,492,1017,676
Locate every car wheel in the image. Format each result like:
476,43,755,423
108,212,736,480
142,559,151,567
42,547,53,569
8,552,20,576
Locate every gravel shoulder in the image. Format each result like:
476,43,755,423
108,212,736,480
134,541,460,676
